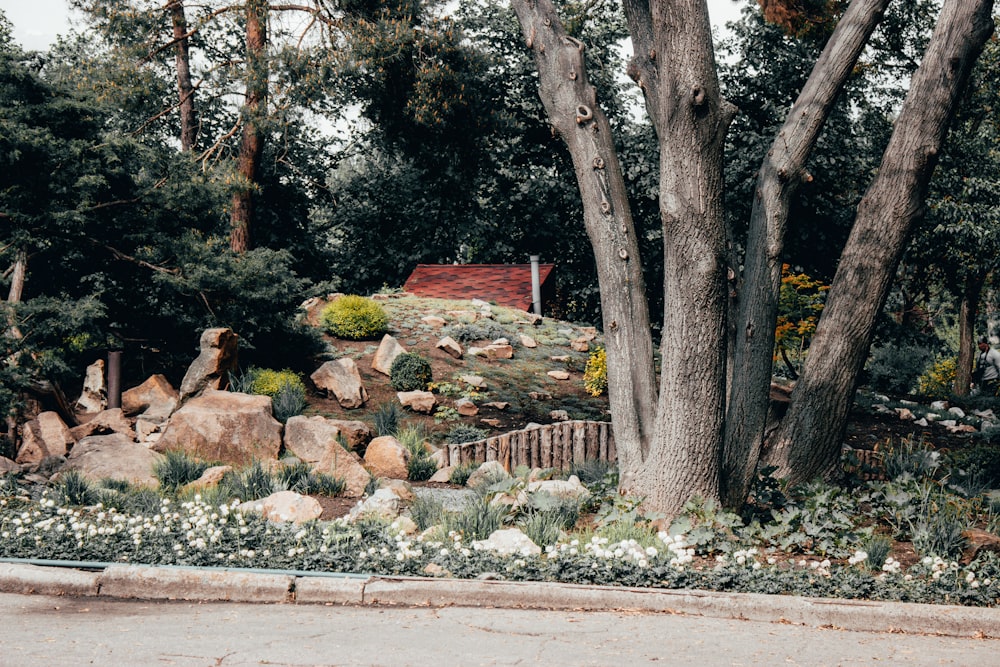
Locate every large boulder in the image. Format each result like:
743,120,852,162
238,491,322,524
122,374,179,422
69,408,136,443
283,415,343,463
152,390,282,466
63,433,163,487
16,412,75,465
363,435,410,479
310,358,368,409
372,334,406,376
178,328,239,404
315,446,370,498
75,359,106,414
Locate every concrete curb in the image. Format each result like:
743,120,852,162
2,562,999,638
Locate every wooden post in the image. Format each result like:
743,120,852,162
585,421,599,461
529,428,540,469
541,427,553,468
499,434,512,471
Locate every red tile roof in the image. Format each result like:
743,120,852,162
403,264,555,311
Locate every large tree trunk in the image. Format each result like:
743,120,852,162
509,0,658,489
230,0,268,253
169,0,198,152
954,277,984,396
621,0,733,514
765,0,995,484
721,0,891,507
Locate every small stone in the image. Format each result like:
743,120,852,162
436,336,464,359
460,375,487,389
549,410,569,421
455,398,479,416
519,334,537,348
483,402,509,411
528,392,552,401
547,370,570,381
421,315,447,327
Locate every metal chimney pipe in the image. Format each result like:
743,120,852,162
530,255,542,316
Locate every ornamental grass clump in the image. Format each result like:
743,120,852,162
155,451,211,492
321,295,388,340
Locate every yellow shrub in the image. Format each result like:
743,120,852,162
584,347,608,397
916,357,957,399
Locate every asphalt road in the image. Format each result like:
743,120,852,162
1,593,997,666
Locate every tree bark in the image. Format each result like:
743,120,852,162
955,277,983,396
721,0,891,507
621,0,733,514
765,0,995,484
169,0,198,152
230,0,269,253
509,0,658,491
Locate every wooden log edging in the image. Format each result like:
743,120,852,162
445,420,615,471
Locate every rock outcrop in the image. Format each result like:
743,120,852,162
153,390,282,466
178,328,239,404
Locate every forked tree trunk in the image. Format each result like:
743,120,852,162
620,0,734,514
765,0,995,484
230,0,268,253
721,0,891,507
509,0,658,491
169,0,198,151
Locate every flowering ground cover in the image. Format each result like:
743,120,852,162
1,439,999,608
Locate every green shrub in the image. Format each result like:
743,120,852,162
408,454,438,482
865,344,934,396
448,462,477,486
233,367,307,423
390,353,433,392
320,295,388,340
409,495,445,531
154,451,211,492
275,462,346,496
583,347,608,397
445,424,489,444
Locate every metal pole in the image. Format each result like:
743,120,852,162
107,350,122,409
530,255,542,316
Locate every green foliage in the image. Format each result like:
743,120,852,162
773,266,829,378
861,534,893,573
397,426,437,482
233,367,307,423
448,463,477,486
409,495,446,532
389,352,433,392
218,462,279,503
444,321,511,344
865,344,935,396
372,402,401,437
947,444,1000,489
274,462,345,497
583,347,607,397
321,296,389,340
55,471,97,506
444,424,489,444
154,451,211,493
441,495,508,541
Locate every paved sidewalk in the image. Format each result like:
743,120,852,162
2,561,999,639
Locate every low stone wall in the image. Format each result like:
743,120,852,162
446,420,615,471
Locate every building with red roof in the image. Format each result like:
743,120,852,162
402,263,555,313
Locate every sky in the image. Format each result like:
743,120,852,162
1,0,748,52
